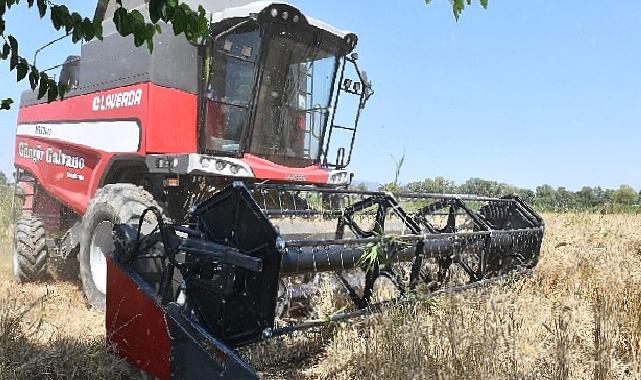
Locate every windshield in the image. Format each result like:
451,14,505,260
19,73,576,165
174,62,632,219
250,29,339,167
205,23,261,154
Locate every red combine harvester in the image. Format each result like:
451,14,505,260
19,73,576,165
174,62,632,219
11,1,544,378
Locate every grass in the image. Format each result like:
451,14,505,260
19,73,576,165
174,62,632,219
0,185,135,379
0,184,14,246
1,194,640,379
252,214,641,379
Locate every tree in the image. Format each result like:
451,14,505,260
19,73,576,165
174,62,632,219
556,187,577,210
0,171,7,185
535,184,557,208
406,176,458,194
517,189,535,203
612,185,639,205
0,0,208,109
576,186,597,208
425,0,489,21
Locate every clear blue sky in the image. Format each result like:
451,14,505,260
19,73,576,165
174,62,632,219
1,1,640,191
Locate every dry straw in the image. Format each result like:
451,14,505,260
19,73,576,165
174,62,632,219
1,201,641,379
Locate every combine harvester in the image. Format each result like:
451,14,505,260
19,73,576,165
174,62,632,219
11,0,544,378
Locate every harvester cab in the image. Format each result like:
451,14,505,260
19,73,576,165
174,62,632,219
10,1,545,379
202,3,372,172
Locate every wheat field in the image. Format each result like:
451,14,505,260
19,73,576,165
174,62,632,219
1,213,640,379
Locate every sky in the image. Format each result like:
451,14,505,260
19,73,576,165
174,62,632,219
1,1,640,191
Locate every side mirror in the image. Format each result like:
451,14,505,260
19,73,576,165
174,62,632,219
359,70,374,109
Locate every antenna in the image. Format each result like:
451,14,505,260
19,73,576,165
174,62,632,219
33,34,70,67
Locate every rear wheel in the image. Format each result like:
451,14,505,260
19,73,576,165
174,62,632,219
13,217,48,283
79,184,164,310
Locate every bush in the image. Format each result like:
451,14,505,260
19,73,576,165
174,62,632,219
0,184,13,245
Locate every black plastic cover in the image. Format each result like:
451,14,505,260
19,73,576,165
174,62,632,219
187,183,281,347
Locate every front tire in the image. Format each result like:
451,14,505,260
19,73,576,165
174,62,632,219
13,217,48,283
79,184,163,310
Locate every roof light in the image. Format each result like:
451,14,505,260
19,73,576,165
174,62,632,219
293,15,299,23
270,8,278,17
282,11,289,20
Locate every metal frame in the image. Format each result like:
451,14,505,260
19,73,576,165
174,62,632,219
322,53,374,169
111,182,544,373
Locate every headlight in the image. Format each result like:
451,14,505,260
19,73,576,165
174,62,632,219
329,171,350,185
215,160,227,171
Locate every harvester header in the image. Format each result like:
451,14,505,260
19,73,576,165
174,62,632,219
107,182,544,378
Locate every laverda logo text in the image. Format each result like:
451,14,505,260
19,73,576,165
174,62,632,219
92,89,143,111
18,143,85,169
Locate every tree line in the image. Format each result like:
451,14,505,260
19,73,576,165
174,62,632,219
374,177,641,212
3,169,639,212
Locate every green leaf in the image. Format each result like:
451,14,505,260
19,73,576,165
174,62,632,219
71,28,82,43
82,18,95,40
71,11,82,26
58,82,68,100
155,23,162,34
36,0,46,17
47,79,59,102
113,6,126,30
172,7,185,35
37,72,48,99
50,5,62,29
130,9,144,24
16,58,28,81
145,37,154,53
133,32,144,47
1,43,9,60
148,0,163,23
114,7,132,36
8,35,17,52
0,98,14,110
93,18,103,40
28,66,39,90
9,51,18,70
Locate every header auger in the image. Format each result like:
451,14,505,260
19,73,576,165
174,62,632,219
107,183,543,378
9,0,545,378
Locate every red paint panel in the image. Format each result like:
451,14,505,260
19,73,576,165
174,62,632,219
18,83,199,156
146,84,198,153
106,258,170,380
243,154,330,184
15,83,199,214
18,83,150,129
14,136,111,214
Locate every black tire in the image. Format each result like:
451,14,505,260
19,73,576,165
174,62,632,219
13,217,49,283
79,184,164,311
